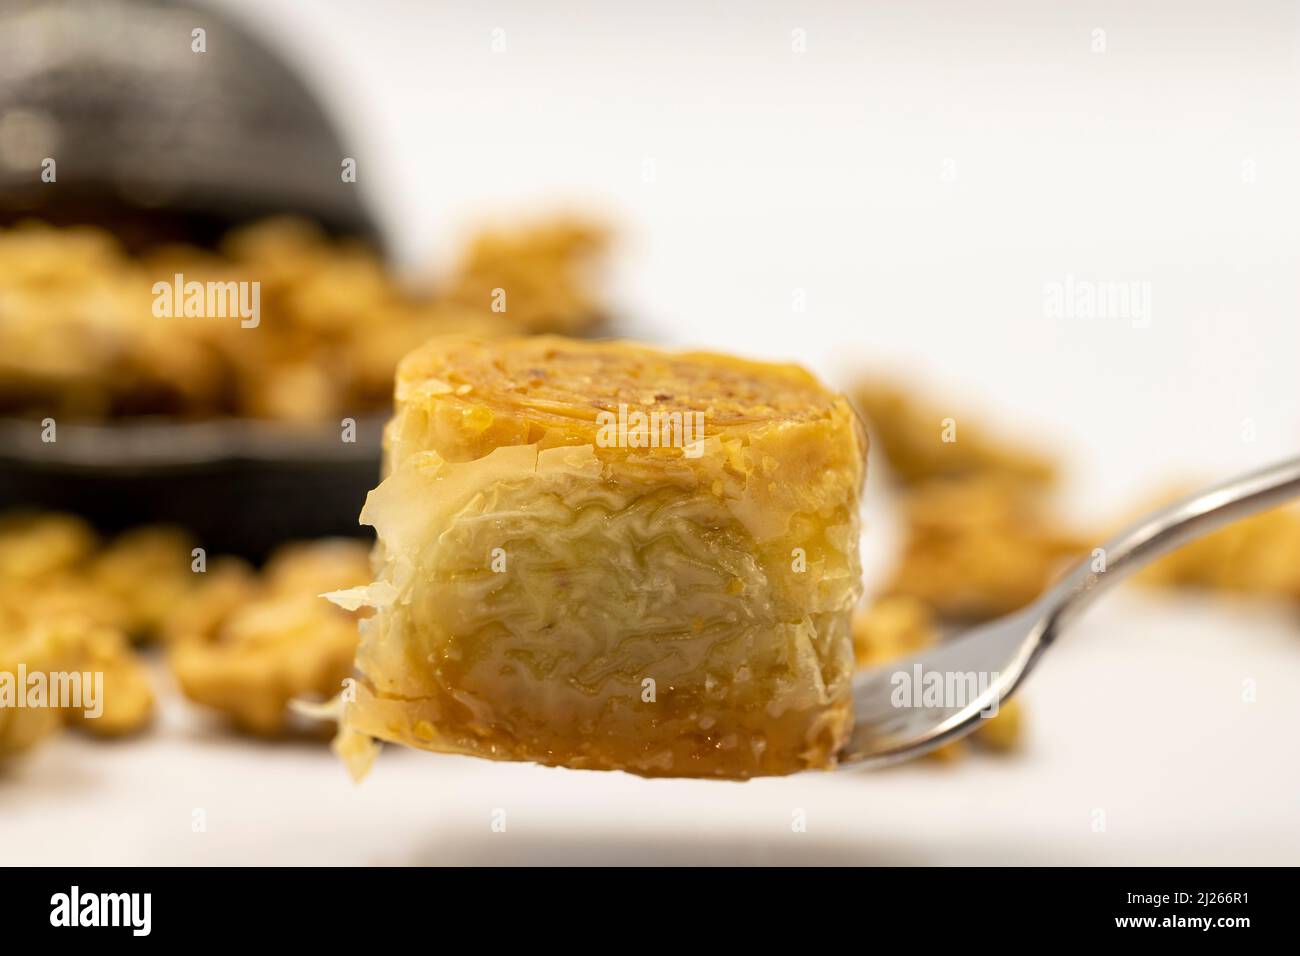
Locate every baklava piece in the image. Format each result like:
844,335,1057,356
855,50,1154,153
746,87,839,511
336,335,866,779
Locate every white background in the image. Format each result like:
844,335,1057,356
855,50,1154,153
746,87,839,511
259,0,1300,520
3,0,1298,865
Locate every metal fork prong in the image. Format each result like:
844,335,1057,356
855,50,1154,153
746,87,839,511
838,453,1300,769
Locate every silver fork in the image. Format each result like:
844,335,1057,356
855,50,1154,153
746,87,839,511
840,454,1300,768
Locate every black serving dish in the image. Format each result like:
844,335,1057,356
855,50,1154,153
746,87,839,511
0,417,384,560
0,0,390,558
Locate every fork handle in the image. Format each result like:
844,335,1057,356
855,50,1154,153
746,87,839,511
1041,454,1300,637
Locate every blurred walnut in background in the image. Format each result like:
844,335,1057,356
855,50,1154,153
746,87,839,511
0,618,76,759
883,475,1088,622
850,376,1087,624
0,513,198,645
0,511,376,759
0,514,159,751
852,380,1055,487
0,216,610,423
1136,491,1300,598
442,219,610,336
845,377,1089,759
168,538,372,737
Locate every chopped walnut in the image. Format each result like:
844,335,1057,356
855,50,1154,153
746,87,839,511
852,595,937,668
444,220,609,336
0,216,610,423
159,557,259,646
90,526,197,640
1140,497,1300,597
57,620,155,737
884,475,1086,621
170,594,359,736
0,616,154,747
0,622,70,758
0,512,98,582
168,539,371,736
851,380,1055,486
973,698,1023,753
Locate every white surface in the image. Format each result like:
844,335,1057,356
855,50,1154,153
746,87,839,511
6,0,1300,865
2,590,1296,866
221,0,1300,525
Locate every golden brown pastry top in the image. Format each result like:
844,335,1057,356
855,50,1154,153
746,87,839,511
392,334,865,464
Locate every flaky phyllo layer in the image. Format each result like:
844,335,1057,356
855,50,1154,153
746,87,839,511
335,336,866,779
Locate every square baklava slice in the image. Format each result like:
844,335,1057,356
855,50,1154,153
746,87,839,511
336,335,866,779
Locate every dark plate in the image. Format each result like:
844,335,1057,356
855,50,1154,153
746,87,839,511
0,0,393,558
0,416,383,560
